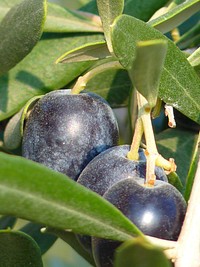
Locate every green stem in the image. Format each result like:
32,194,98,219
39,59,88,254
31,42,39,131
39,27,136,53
71,61,124,94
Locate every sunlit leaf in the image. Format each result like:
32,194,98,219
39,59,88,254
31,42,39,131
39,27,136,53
45,3,102,33
129,39,167,108
148,0,200,33
56,41,111,63
0,152,143,242
96,0,124,52
111,15,200,124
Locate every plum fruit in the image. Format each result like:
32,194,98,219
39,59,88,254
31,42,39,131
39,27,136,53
92,178,187,267
77,145,168,196
22,89,119,180
76,145,168,252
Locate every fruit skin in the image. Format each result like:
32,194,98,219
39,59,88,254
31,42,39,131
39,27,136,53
22,89,119,180
77,145,168,196
92,178,187,267
76,145,168,252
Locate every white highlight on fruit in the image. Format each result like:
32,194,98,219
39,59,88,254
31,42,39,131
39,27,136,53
68,120,80,137
142,211,154,225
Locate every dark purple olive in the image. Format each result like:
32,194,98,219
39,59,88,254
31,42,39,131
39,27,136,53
92,178,186,267
22,89,119,180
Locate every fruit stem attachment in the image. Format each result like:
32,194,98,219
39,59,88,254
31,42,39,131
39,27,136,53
137,92,158,186
175,155,200,267
71,61,124,94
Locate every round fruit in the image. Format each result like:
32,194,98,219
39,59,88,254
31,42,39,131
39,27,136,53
92,178,186,267
77,145,168,196
76,145,167,253
22,89,119,180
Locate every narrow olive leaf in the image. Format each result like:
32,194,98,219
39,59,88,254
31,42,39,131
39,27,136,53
0,216,16,229
96,0,124,53
20,222,57,255
111,15,200,124
56,41,111,63
148,0,200,33
130,39,167,108
184,132,200,202
0,153,143,242
44,3,102,33
3,109,23,150
3,96,42,150
47,228,95,265
0,230,43,267
175,22,200,50
167,172,183,193
0,32,103,122
114,237,171,267
188,47,200,76
0,0,47,76
155,128,199,187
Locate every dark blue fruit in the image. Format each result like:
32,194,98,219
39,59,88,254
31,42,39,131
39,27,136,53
22,89,119,180
77,145,168,196
92,178,186,267
76,145,168,253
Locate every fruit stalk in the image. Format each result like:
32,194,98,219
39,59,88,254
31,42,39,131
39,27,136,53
175,155,200,267
137,92,158,185
71,61,123,94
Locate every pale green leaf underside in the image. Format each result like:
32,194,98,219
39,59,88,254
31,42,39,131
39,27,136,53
0,0,47,75
56,41,111,63
148,0,200,33
97,0,124,52
0,152,142,241
111,15,200,124
130,39,167,108
45,3,103,33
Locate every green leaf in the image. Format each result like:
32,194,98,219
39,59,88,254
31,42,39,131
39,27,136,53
0,0,47,75
111,15,200,124
0,216,16,229
3,96,42,150
184,132,200,201
45,3,102,33
148,0,200,33
82,0,169,22
56,41,111,63
0,32,103,121
3,109,23,150
0,230,43,267
155,128,199,186
96,0,124,53
188,47,200,77
167,172,183,193
176,22,200,50
130,39,167,108
0,152,143,242
114,237,172,267
20,222,57,255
